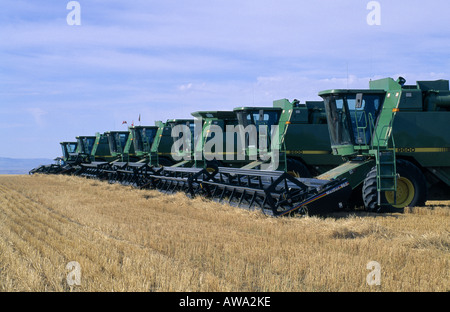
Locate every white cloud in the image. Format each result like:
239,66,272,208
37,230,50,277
27,107,48,127
178,83,193,91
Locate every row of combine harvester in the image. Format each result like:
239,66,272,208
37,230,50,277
30,77,450,217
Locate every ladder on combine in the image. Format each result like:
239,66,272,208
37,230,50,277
374,124,397,206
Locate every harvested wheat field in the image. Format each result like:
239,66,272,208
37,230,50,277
0,174,448,292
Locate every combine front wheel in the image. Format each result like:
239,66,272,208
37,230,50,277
286,158,311,178
362,160,427,213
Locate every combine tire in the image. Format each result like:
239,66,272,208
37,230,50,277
362,159,427,213
286,158,311,178
205,159,221,173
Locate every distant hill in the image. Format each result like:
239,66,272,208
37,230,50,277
0,157,54,175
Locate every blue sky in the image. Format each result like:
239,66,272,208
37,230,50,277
1,0,450,159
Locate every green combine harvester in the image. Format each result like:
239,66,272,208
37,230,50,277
28,141,79,174
317,76,450,212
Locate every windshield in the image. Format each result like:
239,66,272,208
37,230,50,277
133,127,157,152
323,94,383,146
108,133,128,153
167,121,194,153
67,143,77,153
234,109,281,156
236,110,280,133
204,118,238,143
78,137,95,154
61,143,77,158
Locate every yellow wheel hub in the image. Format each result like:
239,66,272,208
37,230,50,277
385,177,415,208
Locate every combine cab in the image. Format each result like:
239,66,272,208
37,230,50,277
74,135,96,162
229,105,281,170
149,119,195,167
232,99,344,176
54,141,79,174
191,110,240,170
125,125,159,162
60,141,78,161
89,131,131,162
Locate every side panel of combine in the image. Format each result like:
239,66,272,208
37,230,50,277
284,123,343,174
91,133,110,161
277,100,344,175
392,112,450,170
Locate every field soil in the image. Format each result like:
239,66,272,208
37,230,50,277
0,174,448,292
